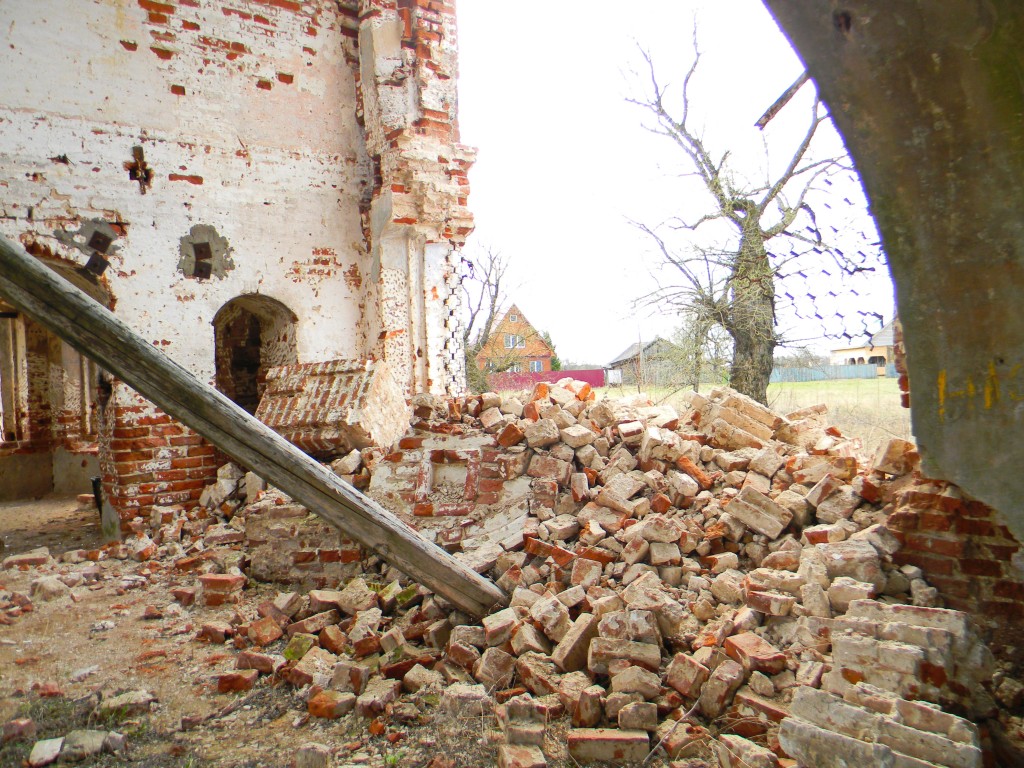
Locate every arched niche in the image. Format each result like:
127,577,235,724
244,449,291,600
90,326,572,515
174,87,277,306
213,295,298,414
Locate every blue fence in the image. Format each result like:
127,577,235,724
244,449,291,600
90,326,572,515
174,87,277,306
770,363,895,383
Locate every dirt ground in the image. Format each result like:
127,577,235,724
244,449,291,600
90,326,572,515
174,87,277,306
0,498,677,768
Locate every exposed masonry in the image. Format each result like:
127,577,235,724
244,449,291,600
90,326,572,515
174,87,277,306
0,0,473,518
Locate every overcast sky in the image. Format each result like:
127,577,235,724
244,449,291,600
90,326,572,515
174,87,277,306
456,1,895,367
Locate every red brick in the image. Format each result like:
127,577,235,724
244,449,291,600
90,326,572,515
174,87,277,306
986,544,1020,561
218,669,258,693
982,600,1024,620
917,513,952,532
959,558,1003,578
138,0,176,14
199,573,246,593
893,551,955,577
994,580,1024,600
925,576,973,599
904,533,965,558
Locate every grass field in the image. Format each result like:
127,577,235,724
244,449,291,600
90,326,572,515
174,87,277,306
593,376,912,457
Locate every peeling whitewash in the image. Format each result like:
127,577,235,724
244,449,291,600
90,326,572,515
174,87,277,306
0,0,475,508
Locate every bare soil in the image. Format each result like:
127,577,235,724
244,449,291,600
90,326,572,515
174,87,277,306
0,499,674,768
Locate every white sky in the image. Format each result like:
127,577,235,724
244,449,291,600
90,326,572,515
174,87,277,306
456,0,895,366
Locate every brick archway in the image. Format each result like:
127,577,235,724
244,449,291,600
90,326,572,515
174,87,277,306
213,295,298,415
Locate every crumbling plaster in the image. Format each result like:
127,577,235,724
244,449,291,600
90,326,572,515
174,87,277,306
0,0,373,384
0,0,476,515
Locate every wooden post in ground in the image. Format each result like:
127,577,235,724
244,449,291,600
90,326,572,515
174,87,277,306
0,234,507,618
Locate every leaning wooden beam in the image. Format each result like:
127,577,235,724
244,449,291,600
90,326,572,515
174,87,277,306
0,234,507,618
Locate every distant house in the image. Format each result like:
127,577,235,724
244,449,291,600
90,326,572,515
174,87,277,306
606,337,680,386
475,304,554,374
830,319,896,368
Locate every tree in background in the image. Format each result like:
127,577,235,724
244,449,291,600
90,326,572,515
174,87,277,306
631,35,881,404
540,331,562,371
670,310,731,392
461,243,508,393
773,347,828,370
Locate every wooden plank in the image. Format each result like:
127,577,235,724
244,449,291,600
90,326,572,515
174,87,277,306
0,234,507,618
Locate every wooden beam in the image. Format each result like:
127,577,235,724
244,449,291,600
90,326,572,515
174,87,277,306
0,234,507,618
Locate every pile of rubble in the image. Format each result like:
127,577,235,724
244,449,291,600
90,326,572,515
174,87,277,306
1,382,1004,766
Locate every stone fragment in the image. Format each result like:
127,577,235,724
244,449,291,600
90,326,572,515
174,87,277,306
356,677,400,717
474,647,516,690
872,438,918,476
286,646,337,688
248,616,284,646
308,690,356,719
100,690,156,717
698,659,744,717
331,658,372,694
530,595,572,642
725,487,792,539
28,738,63,767
512,624,552,656
828,577,877,612
496,744,547,768
654,720,712,759
218,669,259,693
713,734,780,768
525,419,560,448
611,666,661,699
618,701,658,731
588,638,661,675
724,632,786,675
403,663,442,693
236,650,278,674
58,730,108,762
29,576,70,602
294,743,332,768
337,578,378,614
665,653,711,698
573,684,605,727
552,613,599,672
483,607,521,647
283,633,317,661
567,729,650,764
442,682,493,716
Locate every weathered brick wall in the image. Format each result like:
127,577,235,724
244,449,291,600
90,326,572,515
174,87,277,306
890,316,1024,662
354,0,475,395
0,0,476,511
887,478,1024,660
99,384,220,530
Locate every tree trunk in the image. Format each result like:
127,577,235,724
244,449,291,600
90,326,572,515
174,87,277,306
727,226,776,404
729,325,775,404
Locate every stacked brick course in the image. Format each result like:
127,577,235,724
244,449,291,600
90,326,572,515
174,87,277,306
886,478,1024,658
99,385,219,527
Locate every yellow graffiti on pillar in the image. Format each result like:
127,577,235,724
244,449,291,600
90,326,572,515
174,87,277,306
984,361,1000,410
937,369,946,422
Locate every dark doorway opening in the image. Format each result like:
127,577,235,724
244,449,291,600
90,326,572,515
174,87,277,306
213,295,298,414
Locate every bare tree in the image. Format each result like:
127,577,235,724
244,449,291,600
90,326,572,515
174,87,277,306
461,243,509,392
630,36,878,404
670,311,730,393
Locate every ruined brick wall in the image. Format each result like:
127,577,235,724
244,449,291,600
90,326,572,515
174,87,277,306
889,316,1024,661
98,384,220,530
886,482,1024,658
352,0,475,396
0,0,475,515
